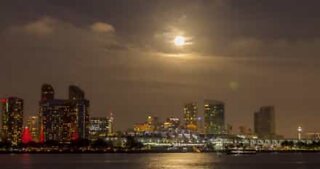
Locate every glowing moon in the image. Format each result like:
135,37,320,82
174,36,185,46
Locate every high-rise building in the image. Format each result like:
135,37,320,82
26,116,39,142
68,85,90,140
254,106,276,139
184,103,198,131
204,100,225,135
1,97,24,145
39,84,90,143
40,99,70,142
89,117,110,141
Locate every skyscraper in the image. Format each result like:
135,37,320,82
0,97,24,145
39,84,90,143
40,99,70,142
204,100,225,135
254,106,276,139
183,103,198,131
68,85,90,140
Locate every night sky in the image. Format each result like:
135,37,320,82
1,0,320,137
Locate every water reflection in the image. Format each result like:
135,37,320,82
21,154,32,169
144,153,219,169
0,153,319,169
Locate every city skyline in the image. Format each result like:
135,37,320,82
1,0,320,138
0,82,293,139
0,82,315,138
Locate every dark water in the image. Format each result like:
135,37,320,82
0,153,320,169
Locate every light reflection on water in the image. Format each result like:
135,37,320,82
0,153,320,169
144,153,218,169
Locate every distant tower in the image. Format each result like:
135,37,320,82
1,97,24,145
184,103,198,131
68,85,90,140
39,84,69,143
254,106,276,139
297,126,303,140
39,84,55,142
204,100,225,135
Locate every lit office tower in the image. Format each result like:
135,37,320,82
39,84,63,142
1,97,24,145
39,84,54,142
69,85,90,140
39,84,90,143
89,117,110,141
40,99,70,142
26,116,39,142
184,103,198,131
254,106,276,139
204,100,225,135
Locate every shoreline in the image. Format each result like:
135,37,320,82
1,149,320,154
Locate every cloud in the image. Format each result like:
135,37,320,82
23,17,57,36
3,17,120,50
8,17,116,40
90,22,115,33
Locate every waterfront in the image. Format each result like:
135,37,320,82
0,153,320,169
